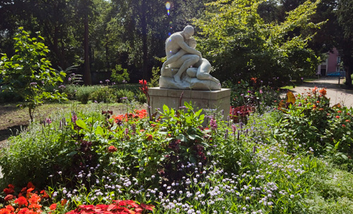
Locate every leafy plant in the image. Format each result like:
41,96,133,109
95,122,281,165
111,64,129,84
0,27,67,121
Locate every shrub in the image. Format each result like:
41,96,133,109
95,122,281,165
89,86,116,103
115,89,135,102
275,88,353,169
75,86,98,104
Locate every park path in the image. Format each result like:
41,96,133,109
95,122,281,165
285,77,353,108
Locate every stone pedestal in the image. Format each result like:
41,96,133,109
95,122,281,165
149,87,231,119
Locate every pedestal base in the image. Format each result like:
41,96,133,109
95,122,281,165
149,87,231,120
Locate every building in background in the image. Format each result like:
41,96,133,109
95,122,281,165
317,48,345,77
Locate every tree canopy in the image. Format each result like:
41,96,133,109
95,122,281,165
0,0,353,86
194,0,323,86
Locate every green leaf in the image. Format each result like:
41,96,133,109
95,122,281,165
76,119,88,130
195,109,203,117
163,105,169,113
67,151,77,157
95,125,104,136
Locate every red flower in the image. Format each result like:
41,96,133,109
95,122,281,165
140,203,155,211
139,79,148,95
4,194,14,201
319,88,326,96
28,194,41,204
20,187,27,193
15,196,28,207
250,77,257,83
27,182,35,189
7,184,14,189
336,116,340,119
49,204,57,211
28,203,42,210
147,135,153,141
338,110,342,113
3,188,14,194
17,208,30,214
40,190,49,198
342,124,346,127
27,188,34,193
61,199,68,206
108,146,118,153
5,206,14,212
346,120,351,122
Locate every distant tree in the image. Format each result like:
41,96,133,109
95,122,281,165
336,0,353,87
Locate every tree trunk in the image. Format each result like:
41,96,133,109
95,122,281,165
345,65,352,88
141,0,148,81
83,3,91,85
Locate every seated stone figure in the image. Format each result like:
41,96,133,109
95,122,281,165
159,25,220,90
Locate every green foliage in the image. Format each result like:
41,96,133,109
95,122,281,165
224,79,281,111
194,0,323,86
275,88,353,169
148,66,160,87
75,86,99,104
2,92,353,213
110,64,130,84
0,28,67,121
89,86,116,103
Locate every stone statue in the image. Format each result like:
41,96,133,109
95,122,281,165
159,25,221,90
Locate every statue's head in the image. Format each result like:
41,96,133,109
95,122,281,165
188,37,197,49
182,25,194,39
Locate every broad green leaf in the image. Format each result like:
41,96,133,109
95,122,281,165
95,125,104,136
76,119,88,130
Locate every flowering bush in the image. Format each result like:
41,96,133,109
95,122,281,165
276,87,353,167
229,105,255,123
224,79,280,112
112,109,147,123
2,82,353,213
66,200,154,214
0,182,51,214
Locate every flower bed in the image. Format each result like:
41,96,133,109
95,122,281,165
1,83,353,213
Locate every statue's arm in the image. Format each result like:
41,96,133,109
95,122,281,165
175,36,201,57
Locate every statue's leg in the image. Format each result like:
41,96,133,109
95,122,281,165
174,55,199,83
162,50,186,70
186,67,197,77
196,59,220,84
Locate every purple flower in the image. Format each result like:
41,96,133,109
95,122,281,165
232,124,237,133
68,77,72,82
210,118,218,130
45,118,52,125
100,81,103,84
30,82,37,85
259,89,263,94
105,79,110,83
71,113,78,123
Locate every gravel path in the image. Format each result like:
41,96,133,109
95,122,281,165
285,77,353,108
